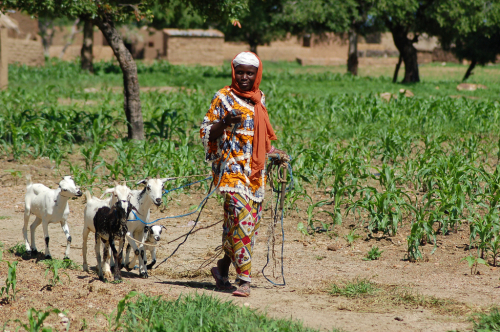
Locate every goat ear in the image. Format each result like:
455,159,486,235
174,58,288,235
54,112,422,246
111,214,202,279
160,177,174,184
100,188,115,199
136,179,147,185
144,226,150,233
161,225,167,233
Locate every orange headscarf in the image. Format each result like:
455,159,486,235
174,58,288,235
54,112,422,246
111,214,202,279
228,52,277,180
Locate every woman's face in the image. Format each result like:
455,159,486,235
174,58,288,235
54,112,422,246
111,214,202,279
235,64,258,91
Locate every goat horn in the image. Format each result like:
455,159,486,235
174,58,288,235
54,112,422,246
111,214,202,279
122,180,127,186
114,180,119,186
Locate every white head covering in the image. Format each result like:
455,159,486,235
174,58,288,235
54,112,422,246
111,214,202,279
233,52,260,68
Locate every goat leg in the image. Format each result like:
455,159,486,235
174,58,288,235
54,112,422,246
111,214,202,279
42,219,52,259
95,235,103,281
23,209,32,254
60,219,72,259
82,227,90,272
103,240,112,281
146,246,156,270
29,216,42,255
109,239,122,281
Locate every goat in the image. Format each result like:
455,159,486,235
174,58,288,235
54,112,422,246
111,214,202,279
94,197,134,281
122,177,171,278
125,225,167,270
23,175,82,259
82,183,131,272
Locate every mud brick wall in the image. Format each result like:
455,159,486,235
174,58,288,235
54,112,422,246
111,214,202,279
7,38,44,66
165,36,224,66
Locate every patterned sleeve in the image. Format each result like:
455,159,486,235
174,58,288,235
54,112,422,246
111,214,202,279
200,91,228,163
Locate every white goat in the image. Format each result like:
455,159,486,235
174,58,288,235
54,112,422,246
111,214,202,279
82,183,131,272
126,225,166,270
23,175,82,259
122,177,171,278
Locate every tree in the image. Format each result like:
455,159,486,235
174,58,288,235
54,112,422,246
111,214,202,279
425,0,500,81
278,0,362,73
367,0,431,83
218,0,285,55
1,0,247,140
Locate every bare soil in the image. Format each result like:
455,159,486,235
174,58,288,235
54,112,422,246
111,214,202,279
0,159,498,332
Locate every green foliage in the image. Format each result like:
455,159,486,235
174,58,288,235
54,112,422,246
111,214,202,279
363,246,383,261
13,307,63,332
0,260,18,302
344,228,362,246
106,291,325,331
472,308,500,332
461,255,488,275
8,243,27,256
329,279,378,297
41,259,77,287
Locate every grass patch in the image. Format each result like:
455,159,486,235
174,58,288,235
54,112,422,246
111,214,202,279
329,279,378,297
472,308,500,331
329,279,478,316
40,258,80,271
110,292,341,331
0,216,10,220
8,243,27,256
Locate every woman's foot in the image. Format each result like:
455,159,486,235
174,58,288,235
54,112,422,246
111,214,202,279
233,282,250,297
211,267,234,290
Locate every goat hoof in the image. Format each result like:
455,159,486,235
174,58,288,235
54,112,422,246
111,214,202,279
114,275,122,281
45,255,52,260
147,263,154,270
31,249,38,256
124,265,132,272
99,276,105,282
63,256,70,261
140,272,149,279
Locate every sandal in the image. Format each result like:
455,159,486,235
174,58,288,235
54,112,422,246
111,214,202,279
232,282,251,297
211,267,234,290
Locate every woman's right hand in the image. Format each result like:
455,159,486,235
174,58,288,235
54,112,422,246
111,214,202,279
222,110,243,126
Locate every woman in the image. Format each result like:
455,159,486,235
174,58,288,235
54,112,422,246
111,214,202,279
200,52,285,297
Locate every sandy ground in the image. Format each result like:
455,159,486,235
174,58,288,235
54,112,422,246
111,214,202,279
0,160,498,331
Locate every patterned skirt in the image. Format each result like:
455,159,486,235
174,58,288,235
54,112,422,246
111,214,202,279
222,192,262,283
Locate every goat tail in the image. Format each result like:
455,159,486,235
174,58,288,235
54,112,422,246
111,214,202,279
26,174,33,188
84,190,92,202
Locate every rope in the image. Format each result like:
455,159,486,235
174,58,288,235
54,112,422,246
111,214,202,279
80,173,210,189
261,157,294,286
166,219,223,244
125,233,160,247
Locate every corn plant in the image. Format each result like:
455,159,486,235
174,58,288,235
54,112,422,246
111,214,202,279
13,307,64,332
1,260,18,302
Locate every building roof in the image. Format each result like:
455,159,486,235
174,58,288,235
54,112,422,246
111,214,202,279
163,29,224,38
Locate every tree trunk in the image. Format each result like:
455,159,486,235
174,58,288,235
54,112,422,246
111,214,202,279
390,27,420,83
38,19,55,57
463,59,477,81
81,19,94,73
392,54,403,83
347,29,358,76
95,15,144,140
249,43,258,55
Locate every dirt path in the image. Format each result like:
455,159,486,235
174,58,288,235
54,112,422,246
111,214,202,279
0,171,497,331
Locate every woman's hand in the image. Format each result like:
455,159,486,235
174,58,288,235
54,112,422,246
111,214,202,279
208,110,243,142
222,110,243,126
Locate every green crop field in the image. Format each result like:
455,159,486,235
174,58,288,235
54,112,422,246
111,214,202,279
2,59,500,329
2,59,500,262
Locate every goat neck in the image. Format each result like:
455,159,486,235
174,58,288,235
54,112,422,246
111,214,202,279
130,188,155,220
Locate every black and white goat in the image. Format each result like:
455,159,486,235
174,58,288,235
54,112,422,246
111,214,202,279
23,175,82,259
93,197,135,281
126,225,167,270
122,177,171,278
82,183,131,272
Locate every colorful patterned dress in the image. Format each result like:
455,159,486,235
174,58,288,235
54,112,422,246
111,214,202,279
200,87,266,282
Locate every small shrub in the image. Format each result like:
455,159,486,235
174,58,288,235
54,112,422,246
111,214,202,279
363,246,383,261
